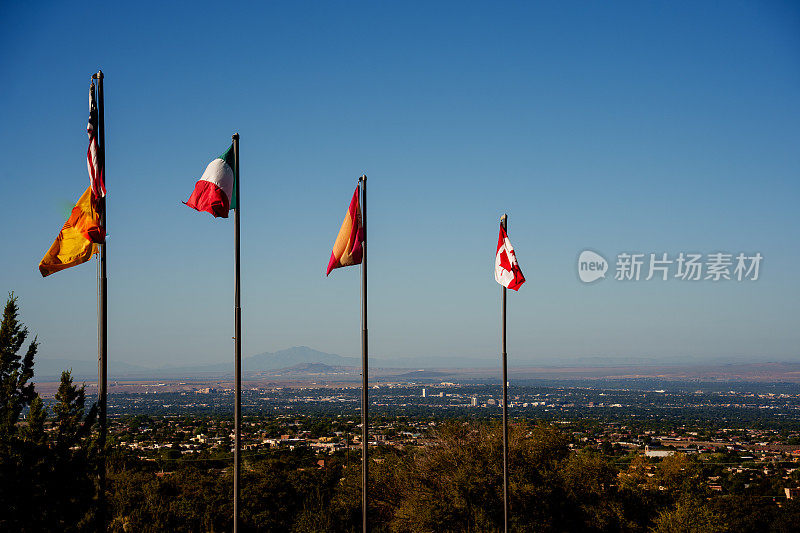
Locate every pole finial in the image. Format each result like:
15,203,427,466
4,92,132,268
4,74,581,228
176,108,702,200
359,174,366,182
232,132,240,141
96,70,103,79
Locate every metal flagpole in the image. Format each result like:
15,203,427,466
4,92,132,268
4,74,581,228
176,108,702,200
93,70,108,533
232,133,242,533
500,213,509,533
359,174,368,533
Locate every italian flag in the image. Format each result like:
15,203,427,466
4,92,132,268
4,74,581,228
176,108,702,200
185,144,237,218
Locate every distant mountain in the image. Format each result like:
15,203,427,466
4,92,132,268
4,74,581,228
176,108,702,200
394,369,450,379
33,358,150,381
257,362,356,377
370,355,495,369
36,347,800,383
246,346,359,371
33,346,360,381
284,362,340,372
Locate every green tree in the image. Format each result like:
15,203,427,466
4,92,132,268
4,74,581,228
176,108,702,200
650,497,725,533
651,453,706,499
382,422,633,533
0,295,99,532
23,395,47,444
37,371,98,532
54,370,97,451
561,450,630,531
0,293,41,531
708,495,777,533
618,455,666,530
0,293,38,437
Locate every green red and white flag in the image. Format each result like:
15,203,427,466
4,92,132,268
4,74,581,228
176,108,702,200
326,186,364,276
495,224,525,291
185,144,237,218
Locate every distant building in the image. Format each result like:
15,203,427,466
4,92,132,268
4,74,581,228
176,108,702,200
786,488,800,500
471,397,478,407
422,388,426,398
644,446,675,458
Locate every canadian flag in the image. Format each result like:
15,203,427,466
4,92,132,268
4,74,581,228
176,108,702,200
495,224,526,291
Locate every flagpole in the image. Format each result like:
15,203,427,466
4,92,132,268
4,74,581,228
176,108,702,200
359,174,368,533
93,70,108,533
500,213,509,533
232,133,242,533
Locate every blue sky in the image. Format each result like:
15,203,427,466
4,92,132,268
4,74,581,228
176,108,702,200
1,1,798,370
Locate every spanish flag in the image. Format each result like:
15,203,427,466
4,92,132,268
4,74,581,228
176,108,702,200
39,187,105,277
326,186,364,276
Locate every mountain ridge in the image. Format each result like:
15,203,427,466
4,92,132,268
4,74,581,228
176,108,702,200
33,346,359,380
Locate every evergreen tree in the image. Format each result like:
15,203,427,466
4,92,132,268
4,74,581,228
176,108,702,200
23,395,47,444
46,370,98,532
54,370,96,451
0,293,40,531
0,292,38,437
0,294,98,532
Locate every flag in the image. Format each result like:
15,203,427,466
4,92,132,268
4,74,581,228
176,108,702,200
39,187,105,277
87,83,105,207
326,186,364,276
495,223,525,291
185,144,237,218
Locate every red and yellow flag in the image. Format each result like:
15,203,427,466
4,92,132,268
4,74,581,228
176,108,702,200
326,186,364,276
39,187,105,277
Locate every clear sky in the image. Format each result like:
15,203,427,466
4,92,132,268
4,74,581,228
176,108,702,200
1,1,798,370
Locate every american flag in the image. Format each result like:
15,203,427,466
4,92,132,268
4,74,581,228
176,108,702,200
87,82,105,208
